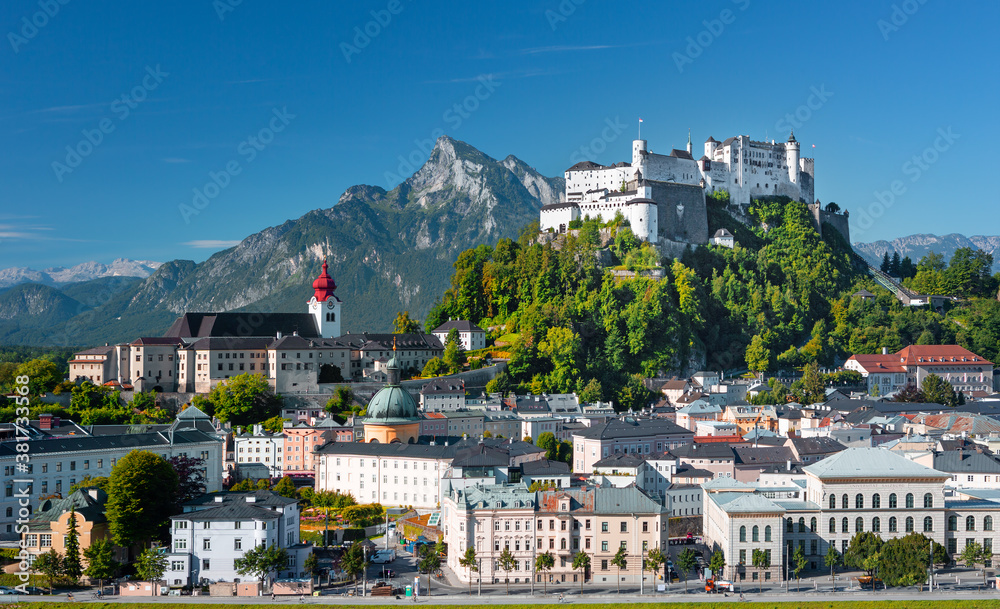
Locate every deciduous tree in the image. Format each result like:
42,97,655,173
535,551,555,593
235,544,289,589
83,538,119,591
107,450,179,547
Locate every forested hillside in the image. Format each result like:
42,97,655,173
423,196,1000,409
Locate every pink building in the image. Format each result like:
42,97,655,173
282,420,341,475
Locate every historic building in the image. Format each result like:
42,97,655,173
845,345,994,397
362,357,422,444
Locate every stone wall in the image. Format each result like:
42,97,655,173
650,181,709,246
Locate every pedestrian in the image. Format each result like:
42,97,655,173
271,592,275,601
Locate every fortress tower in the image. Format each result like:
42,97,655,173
307,260,341,338
785,130,800,184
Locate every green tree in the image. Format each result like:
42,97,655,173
63,508,82,582
203,373,282,425
921,374,957,407
535,551,555,593
15,358,61,394
791,545,808,591
799,361,825,403
235,543,289,590
578,378,602,404
167,455,206,503
572,551,590,594
746,334,772,375
644,547,666,591
339,543,367,596
83,538,119,591
497,547,516,595
878,533,945,587
419,543,441,595
261,415,288,434
325,386,354,413
272,476,298,499
677,548,698,594
708,550,726,584
536,432,557,460
459,546,478,596
107,450,179,547
393,311,421,334
751,548,770,593
610,546,628,594
69,475,111,495
824,544,841,584
959,540,991,587
844,531,883,579
303,552,319,579
422,357,448,377
134,547,167,594
32,549,63,593
443,328,467,374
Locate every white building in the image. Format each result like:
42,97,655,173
234,426,285,478
166,490,311,587
420,379,466,412
710,228,735,248
314,443,452,509
432,320,486,352
845,345,994,397
572,417,693,473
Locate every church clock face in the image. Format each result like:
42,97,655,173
326,299,335,309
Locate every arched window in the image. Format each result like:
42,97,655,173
924,517,933,532
924,493,933,508
786,518,793,533
986,516,994,531
560,538,567,550
889,517,898,532
855,517,863,532
889,493,897,508
810,517,817,533
905,517,914,532
842,494,848,509
740,526,747,542
841,518,848,533
798,517,806,533
765,525,772,542
872,493,881,509
905,493,914,509
829,518,836,533
829,495,836,509
752,525,759,542
872,517,881,532
948,515,958,531
856,494,864,509
967,516,976,531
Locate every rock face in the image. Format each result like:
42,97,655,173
0,136,563,346
0,258,162,289
854,233,1000,271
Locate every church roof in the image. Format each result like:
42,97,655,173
669,149,694,160
365,386,420,424
164,312,320,339
312,260,337,302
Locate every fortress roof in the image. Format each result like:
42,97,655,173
705,136,719,143
670,149,694,160
567,161,604,171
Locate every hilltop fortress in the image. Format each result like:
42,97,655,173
539,131,848,253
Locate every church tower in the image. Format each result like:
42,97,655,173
307,260,341,338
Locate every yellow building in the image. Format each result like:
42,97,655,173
21,488,123,565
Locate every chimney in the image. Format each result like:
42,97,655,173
245,495,256,503
88,488,100,500
882,347,888,355
786,459,791,471
276,331,283,339
214,495,225,503
38,413,52,430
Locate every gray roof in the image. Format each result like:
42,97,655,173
165,312,320,339
172,502,280,522
803,447,949,480
594,453,647,469
593,485,665,514
455,482,535,510
709,492,784,514
712,229,733,238
786,436,847,456
521,459,571,476
421,379,465,395
574,417,691,441
932,450,1000,474
432,320,485,334
183,490,297,510
733,446,796,466
0,429,218,456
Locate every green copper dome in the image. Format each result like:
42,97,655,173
365,385,419,423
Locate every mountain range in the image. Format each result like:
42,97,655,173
853,234,1000,271
0,258,161,289
0,136,562,346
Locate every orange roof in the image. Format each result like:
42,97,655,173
423,413,446,419
897,345,992,367
693,435,747,444
846,354,906,373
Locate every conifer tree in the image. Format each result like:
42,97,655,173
63,507,83,581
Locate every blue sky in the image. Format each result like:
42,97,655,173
2,1,997,269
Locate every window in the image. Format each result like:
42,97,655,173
905,517,914,532
765,525,772,542
601,521,608,532
40,534,52,548
986,516,994,531
842,494,848,509
752,525,759,542
924,493,933,509
855,517,863,532
786,518,793,533
855,494,864,509
601,560,608,571
203,538,211,550
798,517,806,533
171,561,184,571
829,495,835,509
905,493,914,509
203,559,210,570
967,516,976,531
872,493,880,509
924,516,933,532
810,517,817,533
872,517,881,532
889,493,897,509
829,518,836,533
889,517,898,532
841,518,848,533
949,515,958,531
739,549,746,564
620,521,627,533
739,526,746,542
601,541,608,552
175,539,187,551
